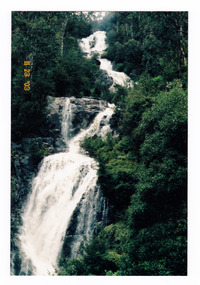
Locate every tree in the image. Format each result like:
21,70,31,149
11,12,99,141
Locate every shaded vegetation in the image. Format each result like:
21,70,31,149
12,12,110,141
76,80,187,276
102,12,187,88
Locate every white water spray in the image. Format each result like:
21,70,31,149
18,98,114,275
80,30,133,90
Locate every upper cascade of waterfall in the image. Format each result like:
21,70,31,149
79,30,107,58
18,97,114,276
79,31,133,90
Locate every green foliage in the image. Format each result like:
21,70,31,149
109,85,128,105
57,258,87,275
11,12,104,141
58,222,130,275
28,138,52,165
104,12,188,87
77,79,187,275
126,81,187,231
138,80,187,163
124,214,187,275
55,47,100,97
119,88,153,157
82,134,137,215
121,81,187,275
12,12,59,140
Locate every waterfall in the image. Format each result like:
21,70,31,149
16,29,131,276
79,31,107,57
61,98,72,143
79,30,133,90
18,98,114,276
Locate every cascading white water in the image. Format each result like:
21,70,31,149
79,30,133,90
18,98,114,276
61,98,72,143
80,31,107,57
17,29,132,276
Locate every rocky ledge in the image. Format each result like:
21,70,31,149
46,96,109,152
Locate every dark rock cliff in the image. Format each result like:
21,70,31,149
45,96,109,152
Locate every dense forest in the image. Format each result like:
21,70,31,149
11,11,187,275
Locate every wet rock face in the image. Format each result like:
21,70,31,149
11,142,36,206
46,96,109,150
11,96,110,206
98,70,113,89
69,97,108,135
46,96,108,128
12,96,110,205
61,186,108,259
11,141,39,276
11,96,111,216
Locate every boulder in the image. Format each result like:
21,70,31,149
98,70,113,89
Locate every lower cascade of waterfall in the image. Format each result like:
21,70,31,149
18,98,114,276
